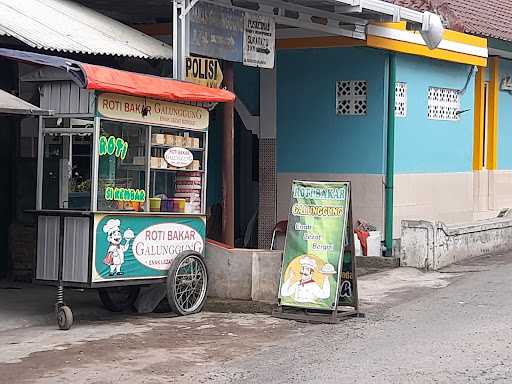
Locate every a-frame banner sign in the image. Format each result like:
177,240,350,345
274,180,359,323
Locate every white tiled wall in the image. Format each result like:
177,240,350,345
394,172,483,238
489,170,512,210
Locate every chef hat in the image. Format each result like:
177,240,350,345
300,256,316,270
103,219,120,235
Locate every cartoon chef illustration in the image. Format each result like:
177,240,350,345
102,219,135,276
280,255,332,303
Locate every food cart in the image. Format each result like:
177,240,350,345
0,48,235,330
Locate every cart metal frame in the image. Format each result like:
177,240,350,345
33,88,212,329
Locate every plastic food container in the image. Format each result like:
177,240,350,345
152,134,165,144
149,198,161,212
174,136,184,147
150,157,160,168
176,198,186,213
165,135,175,145
158,199,169,212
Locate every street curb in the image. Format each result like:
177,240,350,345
357,256,400,269
205,298,277,314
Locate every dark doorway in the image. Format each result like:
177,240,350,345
234,112,259,248
0,115,15,278
0,60,17,278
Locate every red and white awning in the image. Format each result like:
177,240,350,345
0,48,235,104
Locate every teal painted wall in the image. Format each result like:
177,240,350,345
497,58,512,170
234,63,260,115
394,54,475,174
276,47,389,175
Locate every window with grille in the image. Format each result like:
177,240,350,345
427,87,460,121
336,80,368,116
395,82,407,118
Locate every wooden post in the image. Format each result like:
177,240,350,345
222,61,235,246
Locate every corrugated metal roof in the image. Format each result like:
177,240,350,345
0,88,51,115
0,0,172,59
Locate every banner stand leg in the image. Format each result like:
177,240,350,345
272,305,363,324
345,192,361,316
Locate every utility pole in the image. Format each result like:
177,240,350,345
172,0,190,80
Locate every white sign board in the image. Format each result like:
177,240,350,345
97,93,209,131
132,223,204,271
164,147,194,168
243,13,275,69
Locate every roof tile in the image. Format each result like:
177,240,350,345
386,0,512,42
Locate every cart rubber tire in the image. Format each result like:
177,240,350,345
98,286,141,312
57,305,73,330
167,251,208,316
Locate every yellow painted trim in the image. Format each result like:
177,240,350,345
473,67,485,170
367,35,488,67
378,21,407,30
276,23,487,67
376,22,487,48
443,30,487,48
487,57,500,170
277,36,362,49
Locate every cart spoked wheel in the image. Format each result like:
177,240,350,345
167,251,208,316
98,286,141,312
57,305,73,330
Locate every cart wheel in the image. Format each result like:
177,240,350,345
57,305,73,330
98,286,140,312
167,251,208,316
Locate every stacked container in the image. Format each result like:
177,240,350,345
175,171,202,213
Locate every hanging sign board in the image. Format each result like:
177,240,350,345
185,56,223,88
243,13,275,69
190,2,244,62
164,147,194,168
278,180,350,311
97,93,209,131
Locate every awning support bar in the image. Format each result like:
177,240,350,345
180,0,200,19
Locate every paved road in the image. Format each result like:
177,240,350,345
1,253,511,383
195,253,512,384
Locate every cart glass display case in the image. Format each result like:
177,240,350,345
41,118,94,211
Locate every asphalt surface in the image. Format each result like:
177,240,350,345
185,253,512,384
1,253,511,383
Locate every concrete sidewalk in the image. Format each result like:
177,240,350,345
0,267,457,333
0,282,114,332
